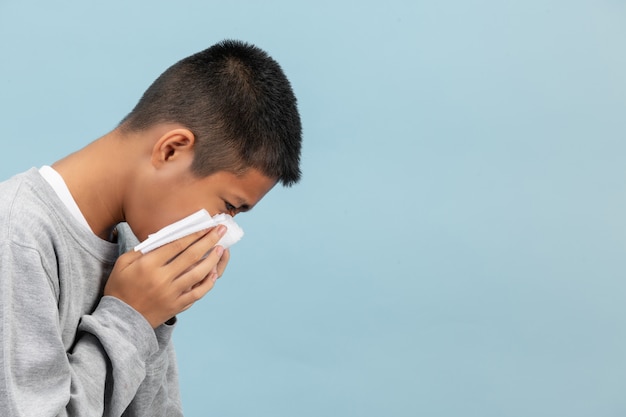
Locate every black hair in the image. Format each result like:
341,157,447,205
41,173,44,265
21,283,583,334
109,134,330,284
120,39,302,186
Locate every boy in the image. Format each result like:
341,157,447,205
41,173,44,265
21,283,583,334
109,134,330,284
0,39,301,416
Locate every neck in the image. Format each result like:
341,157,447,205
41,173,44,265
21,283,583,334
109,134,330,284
52,129,138,240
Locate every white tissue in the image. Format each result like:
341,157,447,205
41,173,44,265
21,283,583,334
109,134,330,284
134,209,244,254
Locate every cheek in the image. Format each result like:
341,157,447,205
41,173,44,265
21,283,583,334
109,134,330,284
123,186,225,239
125,194,184,241
204,204,225,217
133,200,219,240
126,212,162,242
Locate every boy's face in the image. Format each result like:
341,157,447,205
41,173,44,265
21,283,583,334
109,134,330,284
125,167,277,242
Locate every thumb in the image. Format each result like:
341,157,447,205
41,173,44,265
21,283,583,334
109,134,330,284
116,248,145,269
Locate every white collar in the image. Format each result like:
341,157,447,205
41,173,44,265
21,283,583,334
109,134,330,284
39,165,92,232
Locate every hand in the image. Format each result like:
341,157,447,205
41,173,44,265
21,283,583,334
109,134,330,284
104,225,231,328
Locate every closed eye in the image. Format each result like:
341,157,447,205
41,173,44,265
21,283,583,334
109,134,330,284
224,201,237,216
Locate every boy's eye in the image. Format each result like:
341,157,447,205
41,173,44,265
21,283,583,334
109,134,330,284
224,201,237,215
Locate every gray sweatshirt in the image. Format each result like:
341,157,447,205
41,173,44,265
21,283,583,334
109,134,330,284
0,168,184,416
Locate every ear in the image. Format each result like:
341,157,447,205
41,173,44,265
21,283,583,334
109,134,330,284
151,128,196,168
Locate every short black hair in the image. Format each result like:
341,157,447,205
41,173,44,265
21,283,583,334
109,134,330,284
120,40,302,186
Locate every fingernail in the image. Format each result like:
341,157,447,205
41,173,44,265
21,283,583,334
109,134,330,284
211,273,218,283
214,245,224,257
217,225,227,237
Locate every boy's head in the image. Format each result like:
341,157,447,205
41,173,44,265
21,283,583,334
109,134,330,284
119,39,302,187
116,40,302,240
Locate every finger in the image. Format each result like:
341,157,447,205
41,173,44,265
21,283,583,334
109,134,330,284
215,248,230,278
178,271,219,308
164,225,226,275
148,226,217,266
117,248,145,270
173,245,224,292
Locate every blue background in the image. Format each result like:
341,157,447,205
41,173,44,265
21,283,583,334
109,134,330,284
2,1,626,416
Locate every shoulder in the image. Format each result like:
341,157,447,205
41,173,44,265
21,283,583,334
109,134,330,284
0,168,60,246
0,170,67,282
1,168,120,266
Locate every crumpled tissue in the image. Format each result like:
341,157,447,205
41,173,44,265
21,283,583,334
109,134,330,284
134,209,244,254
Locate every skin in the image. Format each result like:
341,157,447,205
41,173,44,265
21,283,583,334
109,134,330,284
53,124,277,327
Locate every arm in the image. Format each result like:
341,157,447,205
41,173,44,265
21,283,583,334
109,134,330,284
116,228,231,416
0,242,159,417
113,223,184,417
103,225,230,416
121,325,183,417
1,226,228,416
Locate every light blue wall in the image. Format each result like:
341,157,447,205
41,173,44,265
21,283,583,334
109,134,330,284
1,1,626,416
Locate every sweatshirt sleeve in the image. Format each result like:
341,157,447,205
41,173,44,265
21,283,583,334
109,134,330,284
115,222,185,417
0,241,159,417
121,322,184,417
